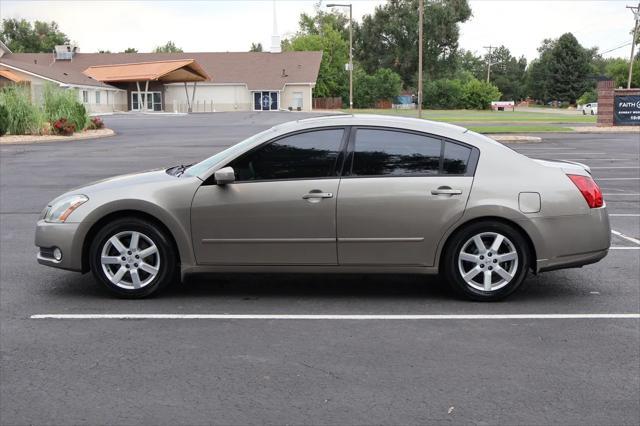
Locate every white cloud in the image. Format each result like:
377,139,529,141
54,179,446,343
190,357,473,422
0,0,633,61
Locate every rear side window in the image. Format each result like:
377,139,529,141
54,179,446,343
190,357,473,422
351,129,441,176
442,141,472,175
228,129,344,181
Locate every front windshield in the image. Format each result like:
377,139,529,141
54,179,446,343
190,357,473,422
183,128,274,178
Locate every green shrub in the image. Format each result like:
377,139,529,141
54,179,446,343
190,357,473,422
0,86,43,135
0,104,8,136
577,89,597,105
43,84,88,131
354,67,403,108
424,79,465,109
462,78,502,109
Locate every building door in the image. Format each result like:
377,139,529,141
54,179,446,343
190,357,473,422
131,91,162,111
253,91,279,111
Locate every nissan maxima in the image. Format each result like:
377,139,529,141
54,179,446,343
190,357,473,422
35,115,610,301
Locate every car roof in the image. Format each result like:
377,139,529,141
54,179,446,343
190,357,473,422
271,114,468,140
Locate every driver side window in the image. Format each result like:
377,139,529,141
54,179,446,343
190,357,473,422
227,129,344,181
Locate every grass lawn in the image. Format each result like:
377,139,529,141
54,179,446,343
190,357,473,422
342,108,596,124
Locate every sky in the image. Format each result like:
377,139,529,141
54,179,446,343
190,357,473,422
0,0,635,61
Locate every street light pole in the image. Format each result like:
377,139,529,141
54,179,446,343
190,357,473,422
418,0,423,118
627,2,640,89
327,3,353,112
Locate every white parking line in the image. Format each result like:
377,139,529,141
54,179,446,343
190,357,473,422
609,214,640,217
29,313,640,320
562,158,639,161
610,247,640,250
603,193,640,196
590,167,640,169
611,230,640,245
597,178,640,181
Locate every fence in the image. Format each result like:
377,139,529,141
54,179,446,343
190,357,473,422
313,97,343,110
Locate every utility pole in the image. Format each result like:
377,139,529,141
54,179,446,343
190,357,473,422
627,2,640,89
327,3,353,112
418,0,424,118
483,45,495,83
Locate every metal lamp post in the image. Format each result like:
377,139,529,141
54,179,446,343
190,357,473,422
327,3,353,112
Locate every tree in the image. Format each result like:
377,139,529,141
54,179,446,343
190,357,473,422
455,49,484,80
525,38,556,101
122,47,138,53
153,41,183,53
249,42,263,52
0,18,68,52
484,45,527,101
282,23,349,99
604,58,640,88
353,68,403,108
354,0,471,86
546,33,591,104
97,49,111,54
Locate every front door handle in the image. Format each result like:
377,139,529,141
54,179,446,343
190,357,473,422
302,191,334,199
431,187,463,196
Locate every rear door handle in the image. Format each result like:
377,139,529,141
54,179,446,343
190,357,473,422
302,192,334,199
431,187,463,195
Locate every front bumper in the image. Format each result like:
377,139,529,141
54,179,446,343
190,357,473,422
35,220,84,272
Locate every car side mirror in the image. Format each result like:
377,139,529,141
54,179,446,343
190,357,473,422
214,167,235,185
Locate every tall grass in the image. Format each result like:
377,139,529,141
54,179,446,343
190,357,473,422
0,86,43,135
43,84,89,131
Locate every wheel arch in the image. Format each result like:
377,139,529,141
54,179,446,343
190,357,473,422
437,216,538,273
80,210,183,273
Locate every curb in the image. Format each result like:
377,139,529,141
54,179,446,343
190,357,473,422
0,129,115,145
484,135,542,143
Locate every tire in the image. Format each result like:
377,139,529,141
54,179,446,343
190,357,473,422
89,217,177,298
443,221,530,302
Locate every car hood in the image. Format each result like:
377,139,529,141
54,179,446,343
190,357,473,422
532,158,591,174
48,168,182,206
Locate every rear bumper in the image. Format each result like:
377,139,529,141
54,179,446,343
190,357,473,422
35,220,84,272
523,206,611,273
536,248,608,273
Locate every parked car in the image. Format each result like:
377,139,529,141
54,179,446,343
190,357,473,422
583,103,598,115
35,115,610,301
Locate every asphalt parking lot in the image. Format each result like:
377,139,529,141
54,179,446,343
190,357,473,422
1,112,639,425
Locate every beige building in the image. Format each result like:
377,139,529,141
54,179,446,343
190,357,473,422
0,42,322,114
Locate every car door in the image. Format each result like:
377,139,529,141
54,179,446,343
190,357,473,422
337,127,478,266
191,127,347,265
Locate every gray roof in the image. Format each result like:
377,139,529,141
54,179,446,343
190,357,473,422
0,51,323,90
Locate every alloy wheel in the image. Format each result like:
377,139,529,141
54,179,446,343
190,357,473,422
457,232,519,292
100,231,161,290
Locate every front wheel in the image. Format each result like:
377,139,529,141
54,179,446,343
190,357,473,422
443,221,530,301
89,217,177,298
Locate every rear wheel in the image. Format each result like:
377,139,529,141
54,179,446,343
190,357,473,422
89,217,177,298
443,221,530,301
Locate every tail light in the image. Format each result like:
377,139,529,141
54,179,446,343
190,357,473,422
567,174,604,208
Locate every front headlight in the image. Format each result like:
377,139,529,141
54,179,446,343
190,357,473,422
44,194,88,223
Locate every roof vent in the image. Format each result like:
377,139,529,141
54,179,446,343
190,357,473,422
54,44,79,61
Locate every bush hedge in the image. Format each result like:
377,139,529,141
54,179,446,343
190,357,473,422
424,77,501,110
0,86,43,135
43,84,89,131
0,104,8,136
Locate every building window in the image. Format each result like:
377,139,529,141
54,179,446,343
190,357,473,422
82,90,88,103
95,91,101,104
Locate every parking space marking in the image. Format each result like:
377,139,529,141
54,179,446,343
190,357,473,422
29,313,640,320
590,167,640,169
603,193,640,196
611,230,640,245
597,178,640,181
610,213,640,217
610,246,640,250
562,158,640,161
